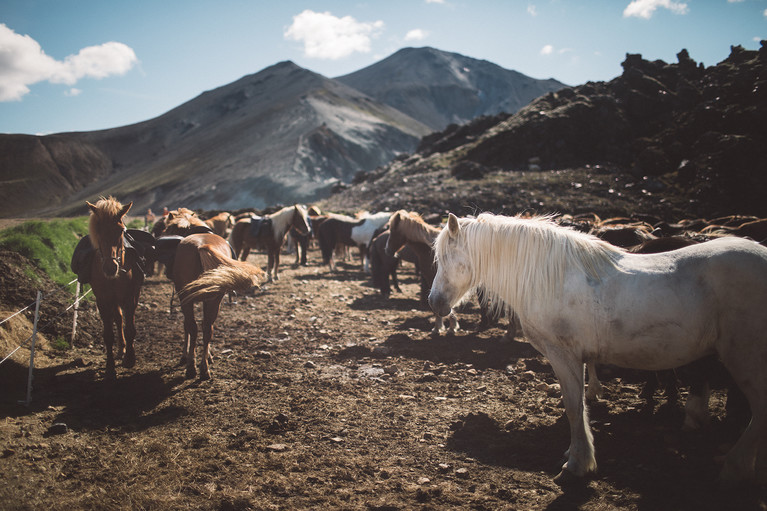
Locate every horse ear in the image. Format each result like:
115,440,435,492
86,201,97,214
119,202,133,218
447,213,460,237
390,212,400,229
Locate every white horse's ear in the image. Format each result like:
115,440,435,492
447,213,460,237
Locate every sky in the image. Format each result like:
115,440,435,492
1,0,764,135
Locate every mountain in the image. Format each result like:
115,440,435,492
0,48,566,218
336,47,567,131
321,44,767,221
0,62,430,217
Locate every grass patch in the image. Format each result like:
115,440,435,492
0,217,89,287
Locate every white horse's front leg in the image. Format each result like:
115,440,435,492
446,310,459,335
432,314,445,335
547,349,596,484
585,362,603,401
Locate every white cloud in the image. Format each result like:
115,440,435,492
64,88,82,97
527,5,538,16
405,29,428,41
425,0,445,4
0,23,137,102
623,0,688,19
540,44,554,55
284,10,384,60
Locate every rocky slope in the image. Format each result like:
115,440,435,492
322,43,767,221
336,47,566,131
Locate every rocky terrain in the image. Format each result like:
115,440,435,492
323,43,767,222
1,246,765,510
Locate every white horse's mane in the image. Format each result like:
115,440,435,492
436,213,624,314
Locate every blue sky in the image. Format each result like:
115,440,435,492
1,0,764,135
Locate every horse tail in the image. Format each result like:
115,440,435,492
179,248,265,306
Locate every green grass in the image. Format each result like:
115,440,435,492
0,217,90,288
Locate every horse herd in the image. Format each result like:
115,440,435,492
74,197,767,487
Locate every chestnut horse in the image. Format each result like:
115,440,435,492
384,210,458,335
83,197,144,380
173,232,266,380
230,205,311,281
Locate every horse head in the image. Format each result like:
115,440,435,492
384,210,408,257
292,205,311,236
428,213,473,317
87,197,132,279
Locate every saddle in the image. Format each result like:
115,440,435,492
70,229,157,284
249,215,273,238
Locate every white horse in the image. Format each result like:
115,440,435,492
429,212,767,486
352,211,393,274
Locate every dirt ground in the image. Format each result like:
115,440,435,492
1,245,766,511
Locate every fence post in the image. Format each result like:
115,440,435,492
22,290,42,406
71,281,80,344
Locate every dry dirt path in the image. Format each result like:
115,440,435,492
1,248,765,510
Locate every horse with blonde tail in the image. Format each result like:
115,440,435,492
429,212,767,486
174,233,265,380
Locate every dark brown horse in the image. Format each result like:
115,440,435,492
173,232,266,380
84,197,144,380
230,205,310,281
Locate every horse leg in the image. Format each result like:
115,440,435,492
501,312,518,342
199,298,222,380
446,310,459,335
546,349,596,483
115,306,126,360
585,362,603,401
122,305,137,369
273,250,280,281
182,302,198,379
300,236,308,266
431,314,444,336
98,302,118,380
240,246,251,262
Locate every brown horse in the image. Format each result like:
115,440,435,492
84,197,144,380
384,210,458,335
230,205,311,281
173,232,266,380
204,212,234,238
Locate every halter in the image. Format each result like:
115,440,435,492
96,227,128,274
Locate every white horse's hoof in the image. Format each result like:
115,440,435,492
553,469,586,486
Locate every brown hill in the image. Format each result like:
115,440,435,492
0,62,430,217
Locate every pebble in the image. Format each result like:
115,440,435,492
267,443,287,452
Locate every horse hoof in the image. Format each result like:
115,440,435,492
123,354,136,368
553,469,586,486
185,368,196,379
199,372,211,381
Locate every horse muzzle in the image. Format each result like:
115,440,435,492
428,291,452,317
101,258,121,279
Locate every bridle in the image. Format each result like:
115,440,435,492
97,227,128,275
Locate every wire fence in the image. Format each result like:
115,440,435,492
0,277,89,406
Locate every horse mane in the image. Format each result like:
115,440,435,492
270,204,307,240
392,210,441,246
88,196,127,249
164,208,207,235
437,213,623,314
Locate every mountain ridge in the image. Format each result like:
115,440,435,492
0,49,568,217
